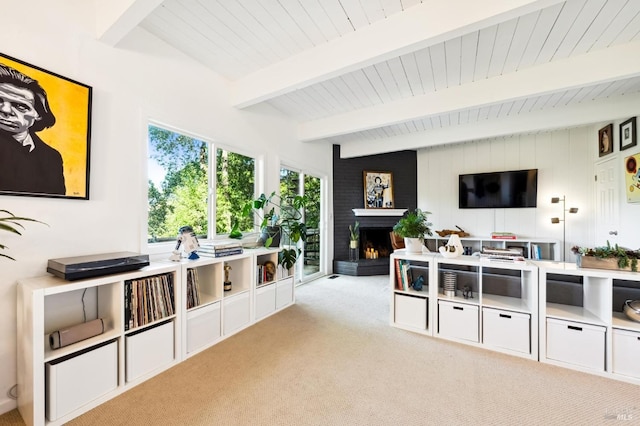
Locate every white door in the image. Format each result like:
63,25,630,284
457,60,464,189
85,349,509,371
595,158,619,246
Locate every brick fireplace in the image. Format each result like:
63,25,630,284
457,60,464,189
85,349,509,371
332,145,417,276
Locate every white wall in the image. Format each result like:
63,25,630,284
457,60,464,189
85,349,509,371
417,120,640,260
0,1,332,414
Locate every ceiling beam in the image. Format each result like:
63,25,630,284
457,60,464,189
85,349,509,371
96,0,163,46
298,40,640,142
337,92,640,158
231,0,565,108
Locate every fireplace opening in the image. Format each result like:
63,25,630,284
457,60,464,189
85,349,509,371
360,227,393,259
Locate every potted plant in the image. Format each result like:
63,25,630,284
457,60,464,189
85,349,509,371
1,209,45,261
393,208,433,253
349,221,359,249
243,192,308,271
572,242,640,272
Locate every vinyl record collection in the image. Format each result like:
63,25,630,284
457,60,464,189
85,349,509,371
125,273,175,331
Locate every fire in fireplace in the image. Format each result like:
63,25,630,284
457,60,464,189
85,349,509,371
359,227,393,259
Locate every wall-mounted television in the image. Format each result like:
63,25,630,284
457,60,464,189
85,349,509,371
459,169,538,209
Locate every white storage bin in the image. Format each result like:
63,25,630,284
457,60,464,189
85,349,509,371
438,300,478,342
223,291,251,335
394,293,428,330
46,340,117,422
276,277,294,309
546,318,605,371
482,308,530,354
125,321,174,382
612,328,640,378
255,283,276,320
187,302,221,354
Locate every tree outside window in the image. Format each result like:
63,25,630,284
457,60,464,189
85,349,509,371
147,125,254,243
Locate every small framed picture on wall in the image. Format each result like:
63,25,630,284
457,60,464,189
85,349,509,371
620,117,637,151
598,123,613,157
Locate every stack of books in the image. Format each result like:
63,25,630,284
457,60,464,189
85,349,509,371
198,242,243,258
491,232,517,240
480,246,525,262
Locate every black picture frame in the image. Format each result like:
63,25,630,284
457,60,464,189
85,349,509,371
620,117,637,152
0,52,92,199
598,123,613,158
363,171,394,209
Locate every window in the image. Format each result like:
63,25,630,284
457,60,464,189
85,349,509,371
147,124,254,243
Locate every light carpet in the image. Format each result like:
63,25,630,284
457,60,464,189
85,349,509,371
2,274,639,425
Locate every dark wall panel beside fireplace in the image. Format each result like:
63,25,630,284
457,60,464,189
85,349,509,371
332,144,417,265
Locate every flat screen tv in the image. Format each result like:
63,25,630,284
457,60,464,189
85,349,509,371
459,169,538,209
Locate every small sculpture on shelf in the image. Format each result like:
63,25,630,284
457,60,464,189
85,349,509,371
170,225,200,261
224,263,232,291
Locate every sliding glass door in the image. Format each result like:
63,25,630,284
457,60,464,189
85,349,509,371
280,166,323,282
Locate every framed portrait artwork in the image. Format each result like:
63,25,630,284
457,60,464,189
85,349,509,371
598,123,613,157
620,117,637,152
363,171,394,209
0,52,92,199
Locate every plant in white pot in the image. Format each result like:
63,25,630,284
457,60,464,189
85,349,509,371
392,208,433,254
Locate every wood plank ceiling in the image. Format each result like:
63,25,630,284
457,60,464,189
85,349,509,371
108,0,640,156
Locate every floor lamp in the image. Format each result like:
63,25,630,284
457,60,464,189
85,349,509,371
551,196,578,262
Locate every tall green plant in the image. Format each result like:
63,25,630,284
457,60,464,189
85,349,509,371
1,210,46,260
243,192,308,270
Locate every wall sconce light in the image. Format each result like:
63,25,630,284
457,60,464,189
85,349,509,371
551,196,578,262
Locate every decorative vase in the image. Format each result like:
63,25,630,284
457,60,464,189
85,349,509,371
404,237,423,254
349,240,359,262
439,234,464,258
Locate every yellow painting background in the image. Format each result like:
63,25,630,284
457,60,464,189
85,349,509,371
624,152,640,203
1,55,90,198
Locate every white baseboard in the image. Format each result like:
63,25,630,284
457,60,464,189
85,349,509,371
0,397,18,416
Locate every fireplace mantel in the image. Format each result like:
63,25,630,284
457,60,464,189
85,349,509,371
352,208,407,217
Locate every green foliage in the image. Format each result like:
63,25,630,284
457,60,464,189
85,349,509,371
243,191,308,270
147,125,255,242
0,210,46,261
349,221,359,241
393,208,433,239
572,241,640,272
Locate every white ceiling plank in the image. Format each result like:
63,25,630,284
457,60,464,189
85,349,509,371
534,0,586,64
325,78,364,110
276,0,329,46
553,0,608,59
554,88,580,107
595,79,626,98
301,0,342,41
346,70,382,105
317,0,355,35
518,2,564,69
610,5,640,44
478,106,491,121
258,0,315,50
223,0,294,60
414,48,436,93
142,5,255,74
372,62,402,101
400,53,425,96
339,0,372,27
379,0,403,17
487,19,518,77
387,57,414,98
362,66,393,103
430,43,448,90
97,0,163,46
473,25,498,80
502,11,540,73
232,0,567,107
570,0,626,55
339,74,376,108
298,40,640,141
238,0,306,55
590,1,640,49
445,37,462,87
338,92,640,158
460,31,479,85
359,0,386,23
